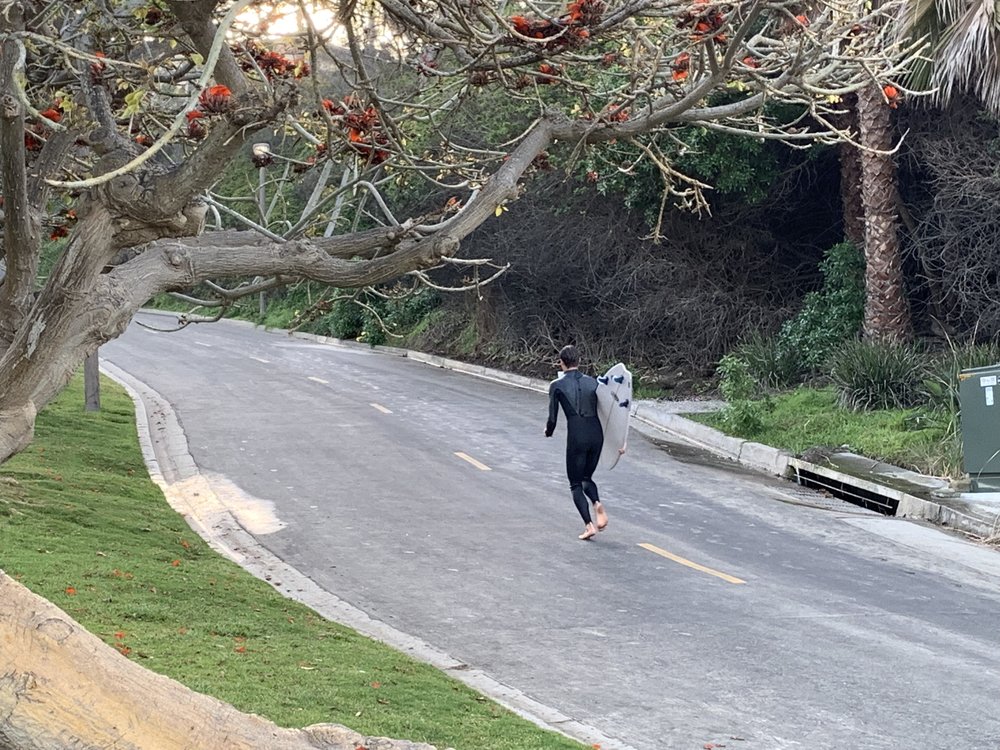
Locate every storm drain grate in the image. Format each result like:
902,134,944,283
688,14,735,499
793,467,898,516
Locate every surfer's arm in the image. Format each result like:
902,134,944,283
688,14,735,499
545,382,559,437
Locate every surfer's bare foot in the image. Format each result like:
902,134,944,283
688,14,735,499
578,524,598,540
595,503,608,530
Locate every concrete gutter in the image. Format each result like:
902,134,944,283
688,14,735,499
134,309,1000,540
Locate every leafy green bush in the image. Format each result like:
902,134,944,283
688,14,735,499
315,298,366,339
384,289,440,330
674,126,780,204
777,242,865,373
828,340,927,411
310,290,440,345
731,331,800,389
717,353,771,434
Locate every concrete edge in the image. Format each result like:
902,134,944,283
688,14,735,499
631,405,791,478
100,357,637,750
787,457,999,538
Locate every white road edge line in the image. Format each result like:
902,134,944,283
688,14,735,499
99,358,637,750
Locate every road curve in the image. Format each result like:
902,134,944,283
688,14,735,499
102,313,1000,750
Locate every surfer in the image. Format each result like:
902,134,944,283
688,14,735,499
544,345,610,540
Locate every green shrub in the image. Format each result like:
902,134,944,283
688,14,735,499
360,311,388,346
828,340,927,411
717,353,771,434
777,242,865,373
316,298,366,339
307,290,440,345
384,290,439,330
732,331,800,389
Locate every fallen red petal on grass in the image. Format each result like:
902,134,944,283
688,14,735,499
114,630,126,641
171,559,181,567
65,586,76,596
235,645,247,653
370,681,381,689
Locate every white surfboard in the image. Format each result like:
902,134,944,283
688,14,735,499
596,362,632,470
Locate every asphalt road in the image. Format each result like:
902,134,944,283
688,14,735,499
102,314,1000,750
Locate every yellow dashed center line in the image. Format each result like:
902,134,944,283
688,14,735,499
454,452,492,471
370,403,392,414
638,543,746,585
307,376,329,384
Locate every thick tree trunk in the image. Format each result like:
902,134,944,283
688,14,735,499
856,84,911,342
839,144,865,247
0,571,441,750
836,98,865,248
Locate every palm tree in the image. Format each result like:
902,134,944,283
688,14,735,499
902,0,1000,114
856,83,910,342
849,0,1000,342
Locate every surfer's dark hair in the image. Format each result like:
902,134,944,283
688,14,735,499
559,345,580,367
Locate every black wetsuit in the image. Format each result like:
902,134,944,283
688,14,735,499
545,370,603,525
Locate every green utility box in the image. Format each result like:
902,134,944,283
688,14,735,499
959,364,1000,491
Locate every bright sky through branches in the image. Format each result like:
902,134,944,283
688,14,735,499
236,2,338,39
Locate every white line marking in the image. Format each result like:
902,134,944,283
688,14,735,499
249,356,270,364
308,376,329,384
454,452,492,471
194,341,212,347
370,403,392,414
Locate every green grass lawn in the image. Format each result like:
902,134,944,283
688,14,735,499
691,386,957,477
0,375,583,750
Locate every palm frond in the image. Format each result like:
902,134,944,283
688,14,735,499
901,0,1000,113
899,0,944,38
931,0,1000,113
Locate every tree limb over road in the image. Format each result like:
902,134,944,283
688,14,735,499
0,0,918,461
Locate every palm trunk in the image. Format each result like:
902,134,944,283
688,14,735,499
836,97,865,248
856,84,911,342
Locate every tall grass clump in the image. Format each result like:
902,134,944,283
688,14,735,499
730,331,801,390
828,340,927,411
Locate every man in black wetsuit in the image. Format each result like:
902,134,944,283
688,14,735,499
544,345,609,540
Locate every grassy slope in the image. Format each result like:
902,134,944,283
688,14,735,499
0,375,582,750
691,386,951,475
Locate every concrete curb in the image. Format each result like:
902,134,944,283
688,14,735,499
134,308,1000,538
632,403,791,477
101,351,639,750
